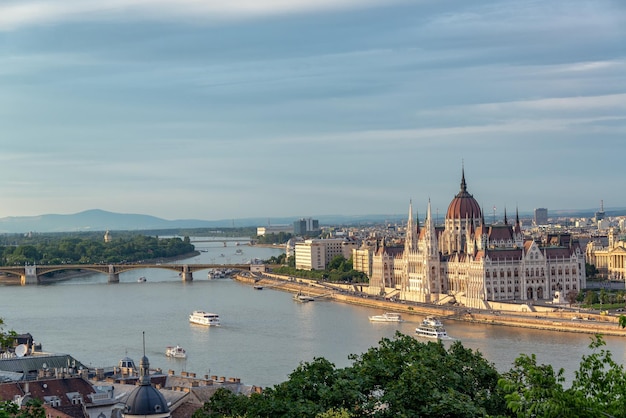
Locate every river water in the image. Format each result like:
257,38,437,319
1,238,625,388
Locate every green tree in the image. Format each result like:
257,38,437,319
566,290,579,307
583,290,599,306
0,318,17,351
586,263,599,278
327,255,348,271
499,335,626,418
0,399,45,418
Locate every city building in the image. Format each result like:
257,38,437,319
534,208,548,226
295,238,358,270
586,229,626,280
362,169,586,309
293,218,320,236
256,225,293,236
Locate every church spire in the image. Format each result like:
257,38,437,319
139,331,151,386
504,207,508,225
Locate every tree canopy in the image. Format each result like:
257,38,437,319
193,332,626,418
193,332,505,418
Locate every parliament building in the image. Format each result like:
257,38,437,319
358,169,587,309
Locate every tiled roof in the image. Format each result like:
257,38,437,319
544,248,573,259
485,249,523,261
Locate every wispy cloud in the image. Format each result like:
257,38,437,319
0,0,403,31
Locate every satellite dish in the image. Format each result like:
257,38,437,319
15,344,27,357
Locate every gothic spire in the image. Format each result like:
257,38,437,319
405,200,414,252
460,165,467,194
504,207,508,225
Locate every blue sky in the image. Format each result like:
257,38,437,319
1,0,625,221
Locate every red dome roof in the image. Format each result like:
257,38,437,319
446,170,482,220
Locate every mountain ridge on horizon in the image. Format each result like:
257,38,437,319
0,207,623,234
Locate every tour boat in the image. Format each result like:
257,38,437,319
165,345,187,359
415,317,449,339
137,276,147,283
368,312,404,322
415,324,449,339
422,316,444,327
189,310,221,326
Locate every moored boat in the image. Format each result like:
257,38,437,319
293,292,315,302
165,345,187,359
189,310,221,326
368,312,404,322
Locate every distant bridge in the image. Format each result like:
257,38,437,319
0,263,253,285
190,238,255,244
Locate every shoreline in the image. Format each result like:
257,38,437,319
234,273,626,337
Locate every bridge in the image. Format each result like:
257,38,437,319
190,238,256,244
0,263,253,285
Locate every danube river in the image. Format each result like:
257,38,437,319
1,238,625,388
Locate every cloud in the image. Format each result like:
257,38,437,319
0,0,403,31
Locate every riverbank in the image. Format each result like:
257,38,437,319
234,273,626,337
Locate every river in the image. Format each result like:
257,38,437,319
1,238,624,388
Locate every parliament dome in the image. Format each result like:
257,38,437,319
446,170,481,220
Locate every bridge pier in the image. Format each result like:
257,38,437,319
181,265,193,282
108,265,119,283
21,266,38,285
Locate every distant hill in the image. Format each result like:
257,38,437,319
0,209,229,233
0,209,407,234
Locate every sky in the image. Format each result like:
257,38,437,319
1,0,625,222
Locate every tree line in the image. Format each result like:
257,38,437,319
0,234,195,266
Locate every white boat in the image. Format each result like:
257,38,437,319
415,317,449,339
415,325,449,339
137,276,147,283
422,316,443,327
293,292,315,302
165,345,187,359
368,312,404,322
189,310,221,326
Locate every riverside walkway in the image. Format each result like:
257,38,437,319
234,273,626,337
